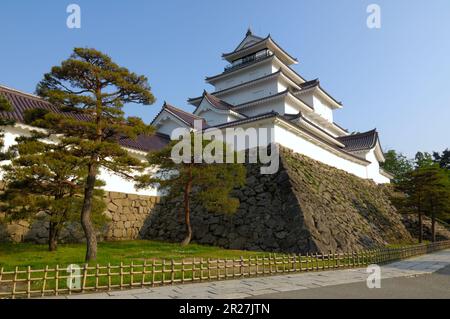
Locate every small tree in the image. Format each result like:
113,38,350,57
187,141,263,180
381,150,413,184
0,93,15,160
1,132,107,251
414,151,434,168
137,136,246,246
395,164,450,242
36,48,155,261
433,149,450,170
419,165,450,241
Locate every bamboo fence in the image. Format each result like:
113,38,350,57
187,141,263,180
1,240,449,299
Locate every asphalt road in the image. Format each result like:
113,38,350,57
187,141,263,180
248,265,450,299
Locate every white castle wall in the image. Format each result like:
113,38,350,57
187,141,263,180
211,60,276,91
217,79,279,106
1,125,158,196
273,124,370,180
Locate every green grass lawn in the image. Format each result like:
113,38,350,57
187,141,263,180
0,240,439,298
0,240,263,270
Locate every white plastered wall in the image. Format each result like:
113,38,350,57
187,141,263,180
212,61,275,91
0,125,159,195
273,123,369,180
363,149,391,184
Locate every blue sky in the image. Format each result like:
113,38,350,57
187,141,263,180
1,0,449,157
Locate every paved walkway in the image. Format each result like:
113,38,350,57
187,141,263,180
50,249,450,299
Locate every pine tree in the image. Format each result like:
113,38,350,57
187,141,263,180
415,151,434,168
433,149,450,170
381,150,413,184
137,136,246,246
395,164,450,242
1,132,107,251
0,93,15,160
418,165,450,241
36,48,155,260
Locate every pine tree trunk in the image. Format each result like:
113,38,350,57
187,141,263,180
48,221,59,252
181,168,193,246
431,212,436,243
81,162,98,261
418,211,423,243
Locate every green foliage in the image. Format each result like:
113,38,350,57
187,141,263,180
433,149,450,170
0,133,107,250
0,94,13,112
139,136,246,213
0,93,15,160
394,163,450,240
23,108,50,126
35,47,156,260
32,47,157,181
414,151,434,168
381,150,413,184
137,134,246,244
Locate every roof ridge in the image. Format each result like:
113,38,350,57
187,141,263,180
205,54,274,82
164,102,203,119
223,35,271,57
0,84,48,102
204,91,234,109
234,89,289,108
339,128,377,139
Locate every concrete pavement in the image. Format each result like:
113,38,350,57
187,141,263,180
48,249,450,299
250,264,450,299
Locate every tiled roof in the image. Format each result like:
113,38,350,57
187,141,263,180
205,53,274,82
296,79,342,108
119,132,171,152
209,111,370,165
299,79,320,90
222,35,298,64
162,103,207,128
0,85,169,153
203,91,235,111
337,129,379,152
190,71,284,106
0,85,91,123
211,111,278,129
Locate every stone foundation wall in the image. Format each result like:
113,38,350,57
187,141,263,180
0,192,160,243
402,214,450,241
144,147,414,253
103,192,160,240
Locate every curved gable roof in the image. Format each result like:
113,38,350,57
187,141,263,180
337,129,379,152
194,92,247,119
0,85,169,153
152,102,206,128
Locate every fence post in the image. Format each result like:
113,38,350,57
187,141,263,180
55,265,59,296
107,263,111,290
181,259,185,283
315,253,319,271
151,259,155,287
42,265,48,297
95,264,99,291
27,265,31,298
82,264,88,293
162,259,166,284
130,261,134,287
142,260,147,287
171,259,175,284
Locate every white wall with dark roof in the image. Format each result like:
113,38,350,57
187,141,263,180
0,125,159,195
218,79,279,106
273,124,370,180
211,60,275,91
